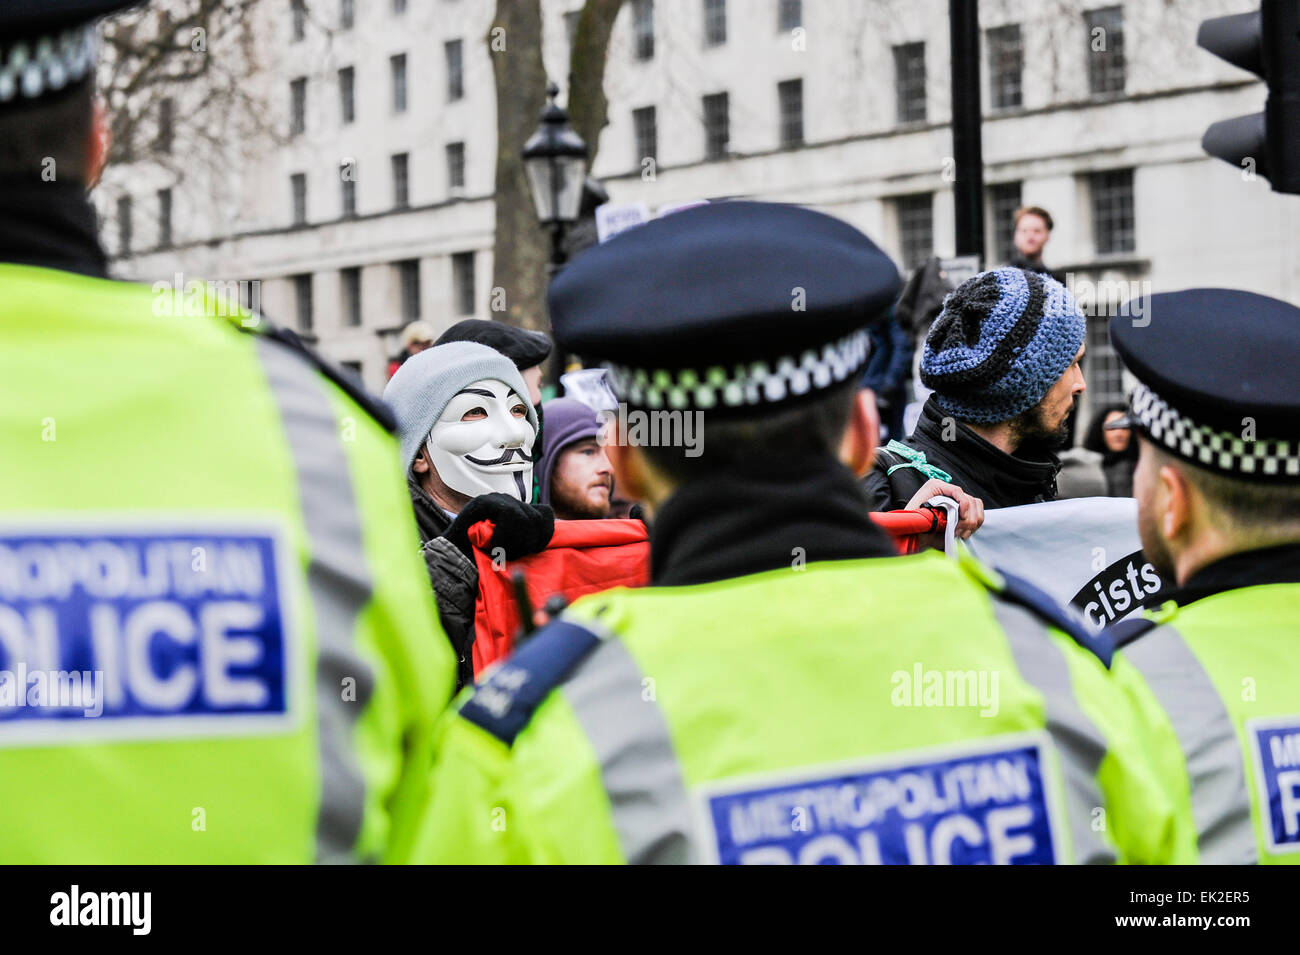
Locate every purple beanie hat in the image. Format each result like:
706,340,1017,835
538,398,604,506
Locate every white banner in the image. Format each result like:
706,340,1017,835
965,497,1169,630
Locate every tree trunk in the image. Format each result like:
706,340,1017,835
567,0,625,170
487,0,549,331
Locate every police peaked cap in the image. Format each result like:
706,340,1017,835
546,201,902,414
0,1,141,107
1109,288,1300,481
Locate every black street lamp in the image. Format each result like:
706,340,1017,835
522,82,589,269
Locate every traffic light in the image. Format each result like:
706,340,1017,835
1197,0,1300,194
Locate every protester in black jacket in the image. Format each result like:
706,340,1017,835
864,266,1087,512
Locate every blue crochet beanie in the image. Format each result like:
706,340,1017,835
921,267,1085,424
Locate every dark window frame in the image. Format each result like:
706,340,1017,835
290,172,307,226
452,252,476,317
632,105,657,164
632,0,655,60
986,23,1023,111
893,42,927,124
390,54,408,114
895,192,934,272
289,76,307,136
446,142,466,191
391,153,410,209
777,77,803,147
157,187,173,248
1090,168,1135,255
446,39,465,102
779,0,801,32
702,91,729,160
1084,5,1126,97
339,66,355,124
398,260,421,322
293,273,314,333
987,181,1023,264
703,0,727,46
117,195,133,256
341,267,362,327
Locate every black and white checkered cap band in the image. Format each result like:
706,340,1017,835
603,329,871,411
0,24,98,105
1131,381,1300,479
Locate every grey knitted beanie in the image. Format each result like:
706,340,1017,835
382,340,539,474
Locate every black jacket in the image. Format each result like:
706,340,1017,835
863,398,1061,511
409,480,478,692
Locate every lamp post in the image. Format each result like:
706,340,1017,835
522,82,589,270
522,82,588,391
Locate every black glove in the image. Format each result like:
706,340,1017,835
443,493,555,562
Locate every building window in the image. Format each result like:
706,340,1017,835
452,252,476,316
1085,5,1125,96
157,188,173,247
291,0,306,41
986,23,1023,111
632,0,655,60
117,196,132,256
894,193,933,272
293,274,314,333
779,0,801,32
390,54,407,114
339,66,355,124
393,0,407,14
397,260,420,321
341,174,356,218
289,77,307,136
291,172,307,226
893,42,927,124
704,0,726,46
703,92,729,160
632,106,657,164
987,181,1022,264
446,40,464,101
340,361,363,385
341,267,362,327
1086,315,1126,414
156,97,174,154
446,142,466,191
1090,168,1135,255
340,0,354,30
777,78,803,147
391,153,410,209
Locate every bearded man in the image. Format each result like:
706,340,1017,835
864,267,1087,511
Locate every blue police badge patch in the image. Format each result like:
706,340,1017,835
693,733,1064,864
0,522,298,745
1248,717,1300,854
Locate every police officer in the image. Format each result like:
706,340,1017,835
0,2,454,862
415,201,1193,865
1104,289,1300,865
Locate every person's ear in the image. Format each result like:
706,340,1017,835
86,100,110,189
1160,463,1193,541
605,437,646,502
412,446,431,474
839,388,880,477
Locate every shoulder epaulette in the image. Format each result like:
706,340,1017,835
459,618,607,746
239,317,397,433
960,551,1114,668
1101,615,1161,650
